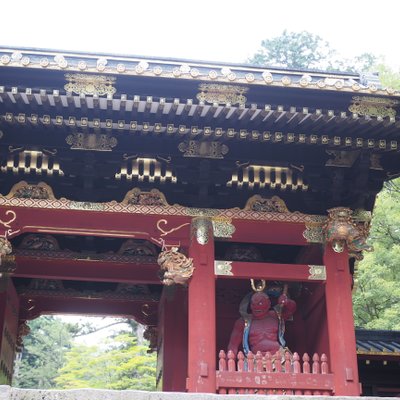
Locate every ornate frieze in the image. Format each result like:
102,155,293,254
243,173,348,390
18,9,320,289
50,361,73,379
66,132,117,151
178,140,229,159
323,207,372,259
196,83,248,105
224,244,263,262
64,73,116,96
69,201,105,211
122,188,169,206
212,217,235,239
6,181,56,200
19,234,59,251
117,240,157,256
244,195,289,213
17,279,157,301
303,217,325,243
157,247,194,286
348,96,398,118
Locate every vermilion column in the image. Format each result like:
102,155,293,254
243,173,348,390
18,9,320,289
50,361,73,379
187,218,216,393
324,244,360,395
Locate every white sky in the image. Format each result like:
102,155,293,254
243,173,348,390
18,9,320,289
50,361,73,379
1,0,400,69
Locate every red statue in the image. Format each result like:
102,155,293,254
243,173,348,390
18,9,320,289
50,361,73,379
228,287,296,355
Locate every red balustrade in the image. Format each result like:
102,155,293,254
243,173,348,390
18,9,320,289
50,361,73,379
217,350,334,395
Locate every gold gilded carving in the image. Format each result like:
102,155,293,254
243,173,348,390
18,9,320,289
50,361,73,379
196,83,247,106
212,217,235,238
178,140,229,159
69,202,105,211
1,150,64,177
122,188,169,206
64,73,116,96
156,219,190,237
6,181,55,200
0,210,17,229
303,216,326,243
244,195,289,213
228,165,308,191
157,247,194,286
348,96,398,118
191,217,213,245
214,261,233,276
323,207,372,259
308,265,326,280
116,157,177,184
66,133,117,151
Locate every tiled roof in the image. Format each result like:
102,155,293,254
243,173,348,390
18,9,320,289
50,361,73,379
356,329,400,357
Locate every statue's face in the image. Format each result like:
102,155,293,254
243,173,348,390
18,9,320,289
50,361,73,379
250,293,271,319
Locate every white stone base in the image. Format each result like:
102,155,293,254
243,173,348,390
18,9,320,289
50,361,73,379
0,386,392,400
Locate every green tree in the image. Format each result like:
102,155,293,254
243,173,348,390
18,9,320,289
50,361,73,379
55,333,156,390
249,30,378,72
249,30,334,69
353,182,400,329
13,316,75,388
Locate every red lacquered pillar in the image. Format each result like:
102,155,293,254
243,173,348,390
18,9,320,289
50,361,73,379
324,244,360,395
187,218,216,393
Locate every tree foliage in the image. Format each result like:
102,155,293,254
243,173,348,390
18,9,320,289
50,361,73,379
13,316,75,388
249,30,378,72
353,181,400,329
55,333,156,390
13,316,156,390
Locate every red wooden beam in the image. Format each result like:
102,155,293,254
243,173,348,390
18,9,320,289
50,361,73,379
2,205,310,246
18,295,158,325
13,256,161,284
215,261,326,282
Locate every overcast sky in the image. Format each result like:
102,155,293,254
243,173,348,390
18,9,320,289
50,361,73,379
1,0,399,68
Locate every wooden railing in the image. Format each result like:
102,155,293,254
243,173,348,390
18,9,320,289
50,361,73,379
217,350,334,395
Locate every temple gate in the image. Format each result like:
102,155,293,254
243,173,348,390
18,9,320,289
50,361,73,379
0,47,400,395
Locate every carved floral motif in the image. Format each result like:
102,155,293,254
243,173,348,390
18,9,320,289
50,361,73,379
64,73,116,96
244,195,289,213
157,247,194,286
6,181,55,200
122,188,169,206
196,83,247,106
348,96,398,118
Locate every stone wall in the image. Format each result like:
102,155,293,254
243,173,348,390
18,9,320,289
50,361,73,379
0,386,395,400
